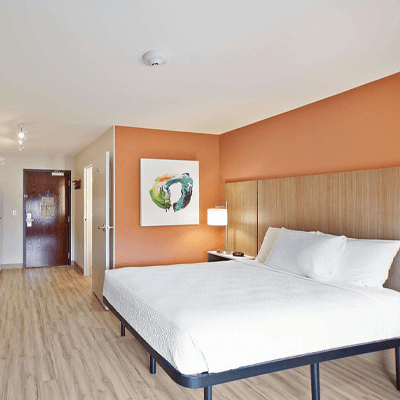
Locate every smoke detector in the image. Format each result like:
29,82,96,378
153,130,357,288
143,50,168,67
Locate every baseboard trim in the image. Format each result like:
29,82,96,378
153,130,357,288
73,261,84,275
0,263,24,270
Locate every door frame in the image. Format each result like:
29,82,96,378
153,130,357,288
83,164,93,276
23,169,72,268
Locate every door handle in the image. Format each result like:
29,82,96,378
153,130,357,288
98,225,113,231
26,212,35,227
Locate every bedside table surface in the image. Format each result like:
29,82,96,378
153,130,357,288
207,250,255,261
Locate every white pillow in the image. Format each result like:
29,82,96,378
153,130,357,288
264,228,346,281
256,226,321,263
330,237,400,287
256,227,281,263
256,227,319,263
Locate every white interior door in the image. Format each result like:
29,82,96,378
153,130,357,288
84,165,93,276
92,151,112,305
0,190,3,265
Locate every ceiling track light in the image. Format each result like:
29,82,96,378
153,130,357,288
17,122,27,151
18,122,25,137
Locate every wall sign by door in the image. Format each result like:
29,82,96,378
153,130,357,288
41,196,55,218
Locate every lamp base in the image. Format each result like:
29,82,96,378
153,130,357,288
220,250,231,255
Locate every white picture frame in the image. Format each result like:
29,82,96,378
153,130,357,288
140,158,200,227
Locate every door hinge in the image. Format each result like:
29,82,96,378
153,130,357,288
68,180,71,186
68,216,70,223
68,252,70,259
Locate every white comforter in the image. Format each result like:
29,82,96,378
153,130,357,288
103,260,400,375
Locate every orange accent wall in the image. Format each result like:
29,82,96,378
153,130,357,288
219,72,400,193
115,126,222,268
115,73,400,267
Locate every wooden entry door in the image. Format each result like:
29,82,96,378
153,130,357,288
24,170,71,268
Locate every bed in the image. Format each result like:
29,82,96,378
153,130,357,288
104,256,400,399
103,165,400,399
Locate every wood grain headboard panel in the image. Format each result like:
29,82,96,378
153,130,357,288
225,181,258,257
258,166,400,290
224,166,400,289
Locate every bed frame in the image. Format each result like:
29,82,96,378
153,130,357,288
104,296,400,400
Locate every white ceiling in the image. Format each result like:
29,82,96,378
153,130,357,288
0,1,399,156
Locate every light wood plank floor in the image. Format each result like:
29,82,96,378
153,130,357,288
0,267,399,400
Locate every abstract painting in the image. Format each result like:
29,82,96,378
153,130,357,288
140,158,199,226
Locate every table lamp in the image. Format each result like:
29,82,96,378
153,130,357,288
207,201,229,254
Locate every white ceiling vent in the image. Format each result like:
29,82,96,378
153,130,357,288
143,50,168,67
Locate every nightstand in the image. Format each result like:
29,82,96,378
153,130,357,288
207,251,255,262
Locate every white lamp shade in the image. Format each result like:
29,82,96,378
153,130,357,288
207,208,227,226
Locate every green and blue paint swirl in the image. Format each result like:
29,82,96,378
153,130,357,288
149,173,193,212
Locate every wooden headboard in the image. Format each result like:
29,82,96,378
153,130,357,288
224,181,258,257
225,166,400,290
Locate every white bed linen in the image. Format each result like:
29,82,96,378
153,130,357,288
103,260,400,375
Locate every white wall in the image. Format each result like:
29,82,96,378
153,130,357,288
0,153,74,265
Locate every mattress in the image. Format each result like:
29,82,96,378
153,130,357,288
103,260,400,375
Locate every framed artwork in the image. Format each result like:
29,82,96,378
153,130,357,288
140,158,199,227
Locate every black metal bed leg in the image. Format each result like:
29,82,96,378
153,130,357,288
150,355,156,374
121,322,125,337
396,347,400,391
204,386,212,400
311,363,320,400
